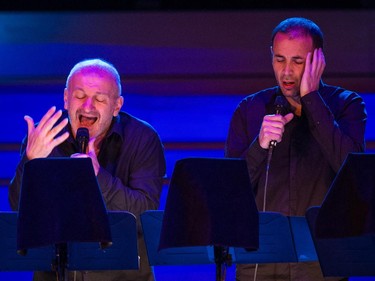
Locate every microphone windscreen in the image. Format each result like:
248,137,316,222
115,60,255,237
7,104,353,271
76,127,89,153
274,96,287,115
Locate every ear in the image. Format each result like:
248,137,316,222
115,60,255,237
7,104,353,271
63,88,69,110
113,96,124,117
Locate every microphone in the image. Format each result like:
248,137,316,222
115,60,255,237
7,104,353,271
269,96,286,149
76,127,89,154
263,95,287,213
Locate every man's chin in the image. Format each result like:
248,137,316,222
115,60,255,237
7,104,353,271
281,88,299,98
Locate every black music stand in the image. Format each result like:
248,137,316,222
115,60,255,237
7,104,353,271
157,157,259,281
233,213,317,264
141,158,318,280
0,211,138,271
142,211,317,265
141,210,213,266
14,158,136,280
306,153,375,277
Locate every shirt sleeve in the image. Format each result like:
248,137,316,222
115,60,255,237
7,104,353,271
97,129,166,218
8,139,28,211
225,103,251,159
225,97,268,188
302,90,367,172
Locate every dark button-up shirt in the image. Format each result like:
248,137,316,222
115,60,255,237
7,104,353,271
225,83,366,216
225,83,367,281
9,110,166,281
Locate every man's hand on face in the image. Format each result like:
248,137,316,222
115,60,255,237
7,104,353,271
300,48,326,97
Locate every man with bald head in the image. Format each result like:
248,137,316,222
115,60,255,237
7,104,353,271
9,58,166,281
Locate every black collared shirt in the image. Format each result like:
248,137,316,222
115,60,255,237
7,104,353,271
225,83,367,216
9,111,166,218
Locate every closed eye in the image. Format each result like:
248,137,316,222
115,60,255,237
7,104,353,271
75,93,86,99
293,58,304,64
96,96,107,103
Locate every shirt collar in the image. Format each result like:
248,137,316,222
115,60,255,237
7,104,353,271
106,115,123,141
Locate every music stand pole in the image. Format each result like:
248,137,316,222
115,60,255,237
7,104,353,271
54,243,68,281
214,246,231,281
158,158,259,281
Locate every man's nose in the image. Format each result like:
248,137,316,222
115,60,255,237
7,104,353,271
82,97,95,110
283,62,293,75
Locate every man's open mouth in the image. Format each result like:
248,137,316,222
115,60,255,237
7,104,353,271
79,115,98,126
283,81,294,86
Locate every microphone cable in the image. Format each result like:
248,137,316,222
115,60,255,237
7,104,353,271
253,143,274,281
253,96,285,281
262,95,284,211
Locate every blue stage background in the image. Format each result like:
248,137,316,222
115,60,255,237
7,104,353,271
1,10,375,281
